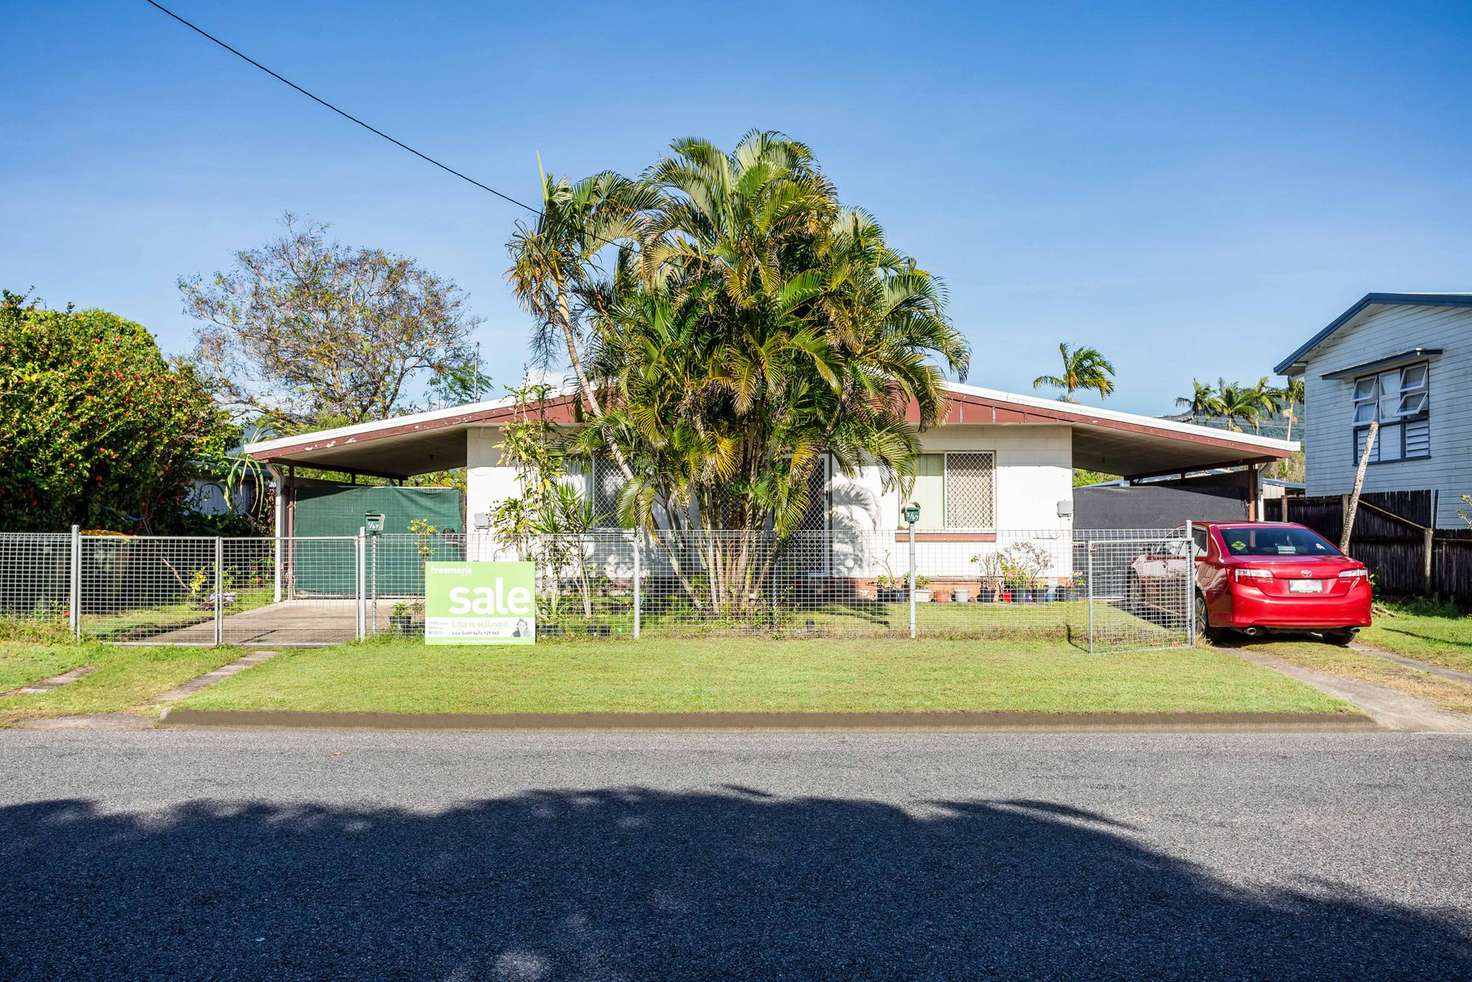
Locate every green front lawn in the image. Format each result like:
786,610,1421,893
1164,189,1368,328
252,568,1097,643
179,636,1352,716
0,641,242,727
1360,599,1472,672
0,640,94,690
503,598,1173,647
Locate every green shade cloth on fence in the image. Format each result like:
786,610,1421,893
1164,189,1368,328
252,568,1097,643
291,484,463,596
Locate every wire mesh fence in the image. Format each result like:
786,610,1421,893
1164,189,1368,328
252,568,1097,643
0,533,72,630
0,528,1194,651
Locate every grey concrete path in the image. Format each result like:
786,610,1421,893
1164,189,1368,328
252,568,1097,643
0,665,95,697
1,729,1470,979
145,599,364,646
11,650,282,732
151,649,281,705
1228,647,1472,733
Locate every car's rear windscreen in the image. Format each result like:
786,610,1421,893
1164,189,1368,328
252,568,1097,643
1218,527,1342,557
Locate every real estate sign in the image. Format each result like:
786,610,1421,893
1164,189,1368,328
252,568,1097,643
424,562,536,645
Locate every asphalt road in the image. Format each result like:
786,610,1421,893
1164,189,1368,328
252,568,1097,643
2,729,1470,980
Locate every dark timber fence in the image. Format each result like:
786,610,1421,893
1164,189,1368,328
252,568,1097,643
1277,490,1472,603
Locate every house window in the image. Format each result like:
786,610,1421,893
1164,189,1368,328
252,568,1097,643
1352,362,1430,463
903,452,996,530
566,456,625,527
796,456,831,533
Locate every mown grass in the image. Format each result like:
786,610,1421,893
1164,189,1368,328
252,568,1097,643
0,639,94,690
1358,599,1472,673
1248,637,1472,718
519,598,1168,647
180,635,1351,716
0,641,242,727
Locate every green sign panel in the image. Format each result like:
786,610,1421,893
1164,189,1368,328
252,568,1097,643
424,562,536,645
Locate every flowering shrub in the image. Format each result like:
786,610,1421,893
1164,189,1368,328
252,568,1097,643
0,291,235,531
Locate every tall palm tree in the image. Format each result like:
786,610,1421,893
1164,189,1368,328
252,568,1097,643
507,166,659,481
1175,380,1222,422
1277,376,1305,441
1215,379,1261,432
1248,377,1281,433
577,131,969,610
1032,342,1115,402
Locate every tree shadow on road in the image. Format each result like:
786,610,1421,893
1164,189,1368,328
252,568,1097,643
1,788,1467,979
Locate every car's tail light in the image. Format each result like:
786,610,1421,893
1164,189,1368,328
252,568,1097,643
1233,568,1273,583
1338,568,1369,579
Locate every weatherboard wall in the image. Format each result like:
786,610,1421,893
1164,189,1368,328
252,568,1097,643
1299,303,1472,527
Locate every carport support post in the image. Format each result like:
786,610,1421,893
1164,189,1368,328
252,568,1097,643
213,537,223,647
631,532,641,639
268,464,284,604
69,525,81,640
355,528,367,641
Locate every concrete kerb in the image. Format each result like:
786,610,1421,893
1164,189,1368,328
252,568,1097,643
158,708,1379,733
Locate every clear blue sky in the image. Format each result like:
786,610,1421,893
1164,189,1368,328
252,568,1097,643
6,0,1470,414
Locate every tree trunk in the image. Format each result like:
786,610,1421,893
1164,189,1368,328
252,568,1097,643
551,278,637,484
1341,420,1378,553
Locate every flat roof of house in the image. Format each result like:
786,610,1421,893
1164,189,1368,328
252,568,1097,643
1273,293,1472,376
245,382,1297,480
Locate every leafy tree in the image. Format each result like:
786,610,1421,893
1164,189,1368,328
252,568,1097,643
1032,342,1115,401
1277,376,1305,441
181,214,483,431
507,131,969,612
1247,376,1281,433
1072,468,1119,487
1175,380,1223,420
0,291,234,532
1213,378,1263,432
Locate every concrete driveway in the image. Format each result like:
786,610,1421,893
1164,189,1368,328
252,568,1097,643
144,599,400,646
2,729,1469,979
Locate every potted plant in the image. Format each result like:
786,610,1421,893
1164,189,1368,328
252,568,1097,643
952,586,971,603
1056,573,1084,601
389,601,413,634
932,585,953,603
1030,577,1052,603
999,541,1051,606
912,575,933,604
874,574,904,603
970,552,1003,603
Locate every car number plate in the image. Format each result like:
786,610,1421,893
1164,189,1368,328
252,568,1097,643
1288,579,1323,594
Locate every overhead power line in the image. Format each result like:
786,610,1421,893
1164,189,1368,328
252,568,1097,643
142,0,544,216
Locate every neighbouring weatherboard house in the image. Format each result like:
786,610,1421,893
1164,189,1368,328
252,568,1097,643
1275,293,1472,528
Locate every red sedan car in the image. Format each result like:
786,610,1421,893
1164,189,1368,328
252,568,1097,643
1191,522,1372,644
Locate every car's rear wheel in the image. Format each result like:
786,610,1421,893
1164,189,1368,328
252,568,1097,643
1127,572,1142,607
1194,592,1223,645
1323,629,1356,646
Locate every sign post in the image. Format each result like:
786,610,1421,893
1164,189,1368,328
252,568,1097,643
902,501,920,640
365,513,384,637
425,561,537,645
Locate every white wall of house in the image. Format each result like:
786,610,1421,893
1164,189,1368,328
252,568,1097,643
1300,304,1472,527
464,423,1075,578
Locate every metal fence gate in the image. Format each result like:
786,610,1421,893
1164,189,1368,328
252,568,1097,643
0,527,1195,651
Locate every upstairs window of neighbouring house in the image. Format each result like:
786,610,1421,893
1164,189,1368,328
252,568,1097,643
903,452,996,530
1352,362,1430,463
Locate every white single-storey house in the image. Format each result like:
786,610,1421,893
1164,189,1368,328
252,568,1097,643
245,383,1295,592
1275,293,1472,528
